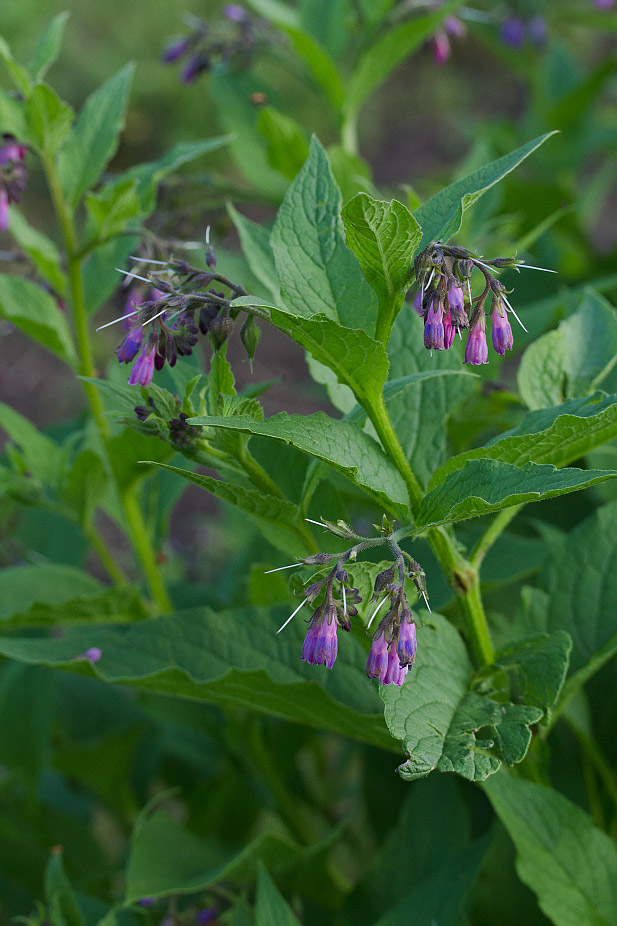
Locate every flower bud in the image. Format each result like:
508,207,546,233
491,302,513,355
443,311,455,349
366,633,389,682
240,315,261,366
423,294,444,350
302,606,338,669
396,618,417,668
210,313,233,351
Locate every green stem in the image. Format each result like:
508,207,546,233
42,154,172,611
567,718,617,817
122,490,172,611
341,110,359,156
367,392,495,666
470,505,521,569
85,524,128,585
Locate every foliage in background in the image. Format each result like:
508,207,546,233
1,1,617,924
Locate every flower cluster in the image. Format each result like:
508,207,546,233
272,520,427,687
105,249,258,387
161,6,274,83
413,242,551,365
0,135,27,231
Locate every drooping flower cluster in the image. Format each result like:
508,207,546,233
0,135,27,231
161,7,275,83
271,519,427,687
413,242,550,365
105,247,259,387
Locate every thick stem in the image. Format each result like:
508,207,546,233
85,524,128,586
122,490,172,611
367,392,495,666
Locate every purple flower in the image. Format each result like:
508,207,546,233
302,609,338,669
181,54,210,83
0,138,27,165
136,898,155,908
424,297,444,350
115,325,144,363
73,647,102,664
224,4,249,22
366,633,390,682
0,188,8,232
382,643,408,687
128,344,156,386
528,16,548,46
0,135,27,229
196,907,218,925
464,318,488,365
432,30,450,64
595,0,614,8
443,311,455,349
161,36,190,62
447,283,467,328
491,304,513,356
500,17,525,47
444,16,466,38
396,620,417,668
412,290,424,317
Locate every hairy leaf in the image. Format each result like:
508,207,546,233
0,275,75,363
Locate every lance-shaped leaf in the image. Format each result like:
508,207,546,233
25,83,73,157
381,615,543,782
428,392,617,489
232,296,389,407
484,774,617,926
0,606,394,751
28,12,70,82
413,132,558,254
0,275,75,364
8,209,66,295
227,204,280,301
270,136,378,334
416,460,617,530
57,63,135,207
186,412,409,513
342,194,421,337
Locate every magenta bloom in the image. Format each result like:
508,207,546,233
445,16,466,38
128,344,156,386
396,621,417,668
302,614,338,669
443,311,455,349
0,188,8,232
382,643,408,687
366,633,390,682
0,135,27,231
464,319,488,365
432,31,450,64
116,325,144,363
424,298,444,350
491,306,513,356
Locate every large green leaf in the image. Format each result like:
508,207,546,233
413,133,558,253
416,460,617,530
57,64,135,207
227,204,280,301
0,606,393,750
0,402,63,489
484,774,617,926
429,392,617,489
386,311,475,486
518,290,617,409
543,500,617,677
8,208,66,295
342,193,421,336
381,615,543,782
284,27,345,111
186,411,409,513
0,564,101,620
0,274,75,364
232,296,389,408
343,3,462,118
270,137,378,334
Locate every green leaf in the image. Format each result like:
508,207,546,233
186,412,409,513
0,274,75,364
257,106,309,181
483,774,617,926
519,289,617,409
0,663,54,783
234,296,389,407
82,234,138,315
0,605,394,750
429,392,617,489
283,27,345,111
543,500,617,678
244,0,300,28
44,848,84,926
342,194,420,311
28,12,70,82
0,35,31,96
346,369,478,427
343,3,462,118
382,614,542,782
416,460,617,530
106,427,174,491
1,585,148,628
0,564,101,620
0,401,63,488
327,144,375,203
413,133,558,253
84,179,140,246
386,311,475,486
25,83,73,157
57,63,135,207
256,863,301,926
270,136,378,334
147,463,306,553
8,209,66,295
489,633,572,714
227,204,280,302
0,87,28,139
119,135,232,216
